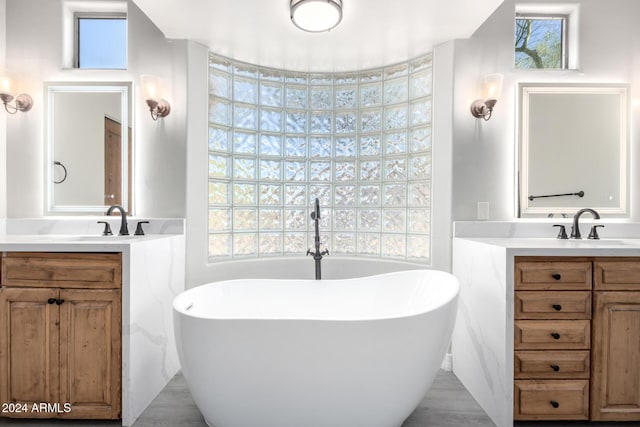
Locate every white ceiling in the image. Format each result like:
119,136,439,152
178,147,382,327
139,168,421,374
132,0,504,72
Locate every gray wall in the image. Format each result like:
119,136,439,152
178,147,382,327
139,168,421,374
3,0,187,218
451,0,640,221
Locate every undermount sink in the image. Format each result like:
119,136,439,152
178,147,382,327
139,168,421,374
559,238,636,247
12,235,141,242
70,235,139,241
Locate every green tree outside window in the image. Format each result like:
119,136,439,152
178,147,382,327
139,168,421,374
515,17,564,69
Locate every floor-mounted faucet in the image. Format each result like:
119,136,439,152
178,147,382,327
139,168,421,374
307,198,329,280
106,204,129,236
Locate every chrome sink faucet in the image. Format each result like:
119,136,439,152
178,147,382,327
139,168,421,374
570,208,600,239
106,204,129,236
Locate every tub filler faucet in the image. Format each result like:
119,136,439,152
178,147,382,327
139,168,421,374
307,198,329,280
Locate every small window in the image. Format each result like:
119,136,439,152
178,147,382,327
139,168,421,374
515,15,567,69
74,13,127,69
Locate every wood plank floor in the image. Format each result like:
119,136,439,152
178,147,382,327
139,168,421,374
0,370,632,426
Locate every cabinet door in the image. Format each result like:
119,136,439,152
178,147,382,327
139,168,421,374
591,291,640,421
58,289,121,419
0,288,59,418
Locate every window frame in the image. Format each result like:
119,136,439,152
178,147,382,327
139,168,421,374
515,13,569,70
73,12,127,69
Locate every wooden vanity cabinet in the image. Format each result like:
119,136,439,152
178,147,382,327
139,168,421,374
514,257,640,423
591,259,640,421
514,257,592,421
0,252,121,420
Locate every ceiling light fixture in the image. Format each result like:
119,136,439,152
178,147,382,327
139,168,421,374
290,0,343,33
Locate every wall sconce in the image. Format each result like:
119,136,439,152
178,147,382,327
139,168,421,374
0,72,33,114
470,73,503,121
141,74,170,120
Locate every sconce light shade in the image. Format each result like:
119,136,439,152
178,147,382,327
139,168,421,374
140,74,170,120
470,73,503,121
290,0,343,32
0,71,33,114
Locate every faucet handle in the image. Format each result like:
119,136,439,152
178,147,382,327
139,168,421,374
588,224,605,240
134,221,149,236
97,221,113,236
553,224,568,240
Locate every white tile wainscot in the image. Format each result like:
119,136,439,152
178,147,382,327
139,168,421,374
451,221,640,427
0,218,185,426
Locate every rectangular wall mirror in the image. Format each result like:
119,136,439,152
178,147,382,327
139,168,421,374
518,83,629,217
45,82,132,214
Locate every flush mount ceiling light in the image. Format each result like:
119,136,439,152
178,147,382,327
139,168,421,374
290,0,343,33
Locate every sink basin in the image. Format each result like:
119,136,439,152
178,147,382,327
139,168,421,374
559,238,636,247
70,235,139,241
9,235,141,243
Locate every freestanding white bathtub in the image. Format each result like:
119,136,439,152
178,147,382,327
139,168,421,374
173,269,459,427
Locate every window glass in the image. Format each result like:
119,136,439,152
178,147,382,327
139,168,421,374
77,17,127,69
515,16,565,69
208,54,433,263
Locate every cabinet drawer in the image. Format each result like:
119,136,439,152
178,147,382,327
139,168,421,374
515,291,591,319
514,320,590,350
514,380,589,420
1,253,121,289
515,261,592,291
594,259,640,291
515,351,590,379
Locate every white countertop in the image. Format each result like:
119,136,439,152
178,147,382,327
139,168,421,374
454,221,640,256
456,237,640,256
0,218,185,252
0,234,179,252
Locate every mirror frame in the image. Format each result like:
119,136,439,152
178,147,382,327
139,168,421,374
44,82,132,214
518,83,629,217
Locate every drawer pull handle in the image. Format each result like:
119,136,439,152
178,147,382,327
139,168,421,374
551,274,562,280
552,304,562,311
47,298,56,304
550,332,561,339
55,299,65,305
550,364,560,372
550,400,560,409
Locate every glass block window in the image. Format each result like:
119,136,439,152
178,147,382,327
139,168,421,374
208,53,432,262
515,15,567,69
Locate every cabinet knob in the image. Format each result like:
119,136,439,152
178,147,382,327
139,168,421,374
551,273,561,280
47,298,56,304
550,332,561,340
55,299,65,305
552,304,562,311
550,364,560,372
550,400,560,409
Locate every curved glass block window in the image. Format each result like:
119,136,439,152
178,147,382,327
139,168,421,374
208,53,432,262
